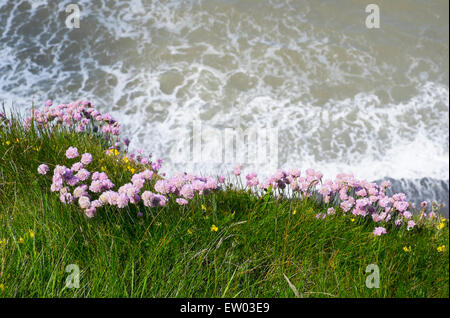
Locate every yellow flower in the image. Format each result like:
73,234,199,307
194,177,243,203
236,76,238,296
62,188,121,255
101,166,107,172
29,229,35,239
34,146,41,152
403,246,411,253
5,140,10,145
108,149,120,156
0,283,6,292
201,204,207,211
18,237,24,244
122,156,129,163
187,229,192,235
438,222,445,230
127,165,135,174
210,224,218,232
437,245,446,252
351,218,355,222
292,209,297,215
15,138,19,143
0,238,7,245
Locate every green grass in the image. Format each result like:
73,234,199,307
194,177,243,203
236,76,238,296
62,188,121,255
0,112,448,298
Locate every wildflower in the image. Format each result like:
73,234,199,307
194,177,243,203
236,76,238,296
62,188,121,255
327,207,336,215
137,211,143,217
5,140,10,145
380,180,391,189
81,153,93,165
37,164,49,175
75,169,90,181
407,220,416,231
373,227,387,236
101,166,107,172
45,99,53,107
403,246,411,253
85,207,96,218
71,162,83,171
78,196,90,209
233,164,241,176
18,237,24,244
0,283,5,292
65,146,79,159
73,185,88,198
438,222,445,230
437,245,446,252
29,230,35,239
350,218,355,222
210,224,218,232
175,198,188,205
201,204,207,211
180,184,194,200
187,229,192,235
218,176,225,183
292,209,297,215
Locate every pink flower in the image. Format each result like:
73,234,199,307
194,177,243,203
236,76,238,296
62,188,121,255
327,207,336,215
403,211,412,219
78,196,90,209
81,153,93,165
37,164,49,175
218,176,225,183
65,147,79,159
176,198,188,205
75,169,91,181
85,207,96,218
373,227,387,236
407,220,416,231
45,99,53,107
73,185,88,198
116,193,129,208
233,164,241,176
380,180,391,189
71,162,83,171
180,184,194,199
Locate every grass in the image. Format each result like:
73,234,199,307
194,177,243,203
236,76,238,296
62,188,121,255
0,110,448,298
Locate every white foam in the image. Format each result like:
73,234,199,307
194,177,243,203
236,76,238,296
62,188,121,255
0,0,448,184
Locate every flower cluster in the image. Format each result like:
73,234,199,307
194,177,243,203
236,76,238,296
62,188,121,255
28,99,163,172
236,167,438,235
31,100,441,236
38,144,224,217
25,99,121,136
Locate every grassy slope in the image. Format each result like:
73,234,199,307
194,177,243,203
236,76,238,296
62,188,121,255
0,116,448,298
